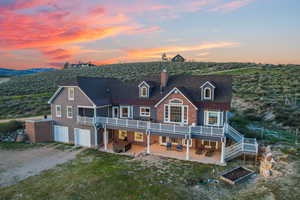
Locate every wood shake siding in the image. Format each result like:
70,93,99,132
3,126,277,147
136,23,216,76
51,87,96,146
156,92,197,125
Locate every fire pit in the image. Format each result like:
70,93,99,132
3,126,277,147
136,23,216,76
220,166,255,185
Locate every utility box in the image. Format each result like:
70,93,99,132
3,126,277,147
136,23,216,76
25,119,53,143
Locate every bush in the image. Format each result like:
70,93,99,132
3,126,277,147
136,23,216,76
0,120,24,134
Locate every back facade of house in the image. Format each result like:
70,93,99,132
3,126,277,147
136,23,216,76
48,70,258,165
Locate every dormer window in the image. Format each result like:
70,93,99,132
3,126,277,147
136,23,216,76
200,81,215,101
138,81,150,98
204,87,211,100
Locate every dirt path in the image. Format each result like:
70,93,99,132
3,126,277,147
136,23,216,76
0,145,82,187
0,115,50,123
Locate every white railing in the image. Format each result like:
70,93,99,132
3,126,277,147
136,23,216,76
227,124,244,142
96,117,225,137
77,116,94,125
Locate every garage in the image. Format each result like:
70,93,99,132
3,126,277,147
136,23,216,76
74,128,91,147
54,125,69,143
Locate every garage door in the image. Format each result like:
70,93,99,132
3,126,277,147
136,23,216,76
54,125,69,143
74,128,91,147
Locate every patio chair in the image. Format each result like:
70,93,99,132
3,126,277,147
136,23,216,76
166,142,172,151
176,144,183,152
196,145,205,155
205,147,215,157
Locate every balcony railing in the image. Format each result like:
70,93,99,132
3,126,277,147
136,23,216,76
96,116,225,138
77,116,94,125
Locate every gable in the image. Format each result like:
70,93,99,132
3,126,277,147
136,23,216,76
48,86,94,106
154,87,198,110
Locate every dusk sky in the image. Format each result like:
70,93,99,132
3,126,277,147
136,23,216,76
0,0,299,69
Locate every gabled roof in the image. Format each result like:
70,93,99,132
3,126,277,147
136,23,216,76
49,74,232,110
138,81,150,88
200,81,216,89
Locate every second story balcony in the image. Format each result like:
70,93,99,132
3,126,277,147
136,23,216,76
96,116,225,139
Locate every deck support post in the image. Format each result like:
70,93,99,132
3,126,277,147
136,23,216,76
186,138,190,160
104,125,108,151
220,137,226,164
147,131,151,154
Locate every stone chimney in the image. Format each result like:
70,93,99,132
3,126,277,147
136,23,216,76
160,69,168,89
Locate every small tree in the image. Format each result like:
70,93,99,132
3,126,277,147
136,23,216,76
63,62,69,69
162,53,168,62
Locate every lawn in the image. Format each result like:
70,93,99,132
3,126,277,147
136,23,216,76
0,146,299,200
0,142,43,150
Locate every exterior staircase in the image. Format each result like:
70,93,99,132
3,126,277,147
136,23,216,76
224,124,258,161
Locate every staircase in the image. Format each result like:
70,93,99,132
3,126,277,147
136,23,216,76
224,124,258,161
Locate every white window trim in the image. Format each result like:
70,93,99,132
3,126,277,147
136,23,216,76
55,105,61,118
203,87,212,100
205,111,221,126
164,103,188,125
140,107,151,117
139,86,149,98
112,106,119,118
68,88,74,101
120,106,132,118
67,106,73,119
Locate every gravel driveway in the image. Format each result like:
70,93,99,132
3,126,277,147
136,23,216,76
0,145,82,187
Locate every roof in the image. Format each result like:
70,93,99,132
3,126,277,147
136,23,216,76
51,74,232,110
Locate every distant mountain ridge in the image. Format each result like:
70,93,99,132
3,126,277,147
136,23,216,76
0,68,56,76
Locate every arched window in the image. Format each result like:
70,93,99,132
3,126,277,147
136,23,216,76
204,87,211,99
140,86,148,97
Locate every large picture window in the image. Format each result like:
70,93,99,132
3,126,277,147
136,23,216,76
164,99,188,124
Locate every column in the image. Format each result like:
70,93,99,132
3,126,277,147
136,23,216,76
104,125,108,151
147,131,151,154
220,137,226,164
186,138,190,160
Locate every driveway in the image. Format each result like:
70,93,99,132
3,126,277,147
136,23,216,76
0,145,82,187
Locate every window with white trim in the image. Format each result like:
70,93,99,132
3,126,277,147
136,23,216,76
140,86,148,98
164,99,188,124
159,136,192,147
68,88,74,100
112,107,119,118
67,106,73,118
205,111,220,126
120,106,132,118
140,107,150,117
204,87,211,100
134,132,144,142
56,105,61,117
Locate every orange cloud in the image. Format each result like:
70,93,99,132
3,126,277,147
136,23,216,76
126,42,240,59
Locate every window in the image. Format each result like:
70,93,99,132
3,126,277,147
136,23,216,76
112,107,119,118
164,99,188,124
159,136,192,147
205,111,220,126
56,105,61,117
134,132,144,142
204,87,211,99
68,88,74,100
202,140,218,149
140,107,150,117
140,86,148,97
67,106,73,118
120,106,131,118
119,130,127,140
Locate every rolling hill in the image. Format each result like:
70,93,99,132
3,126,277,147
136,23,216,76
0,61,299,142
0,68,56,77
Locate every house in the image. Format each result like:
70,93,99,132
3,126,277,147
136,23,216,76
171,54,185,62
65,62,96,68
46,69,258,165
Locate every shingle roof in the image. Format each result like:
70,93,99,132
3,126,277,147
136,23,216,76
57,74,232,110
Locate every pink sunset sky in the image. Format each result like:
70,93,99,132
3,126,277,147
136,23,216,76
0,0,299,69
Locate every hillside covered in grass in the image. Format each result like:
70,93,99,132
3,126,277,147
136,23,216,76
0,62,299,135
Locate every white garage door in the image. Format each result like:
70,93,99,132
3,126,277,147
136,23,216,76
54,125,69,143
74,128,91,147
